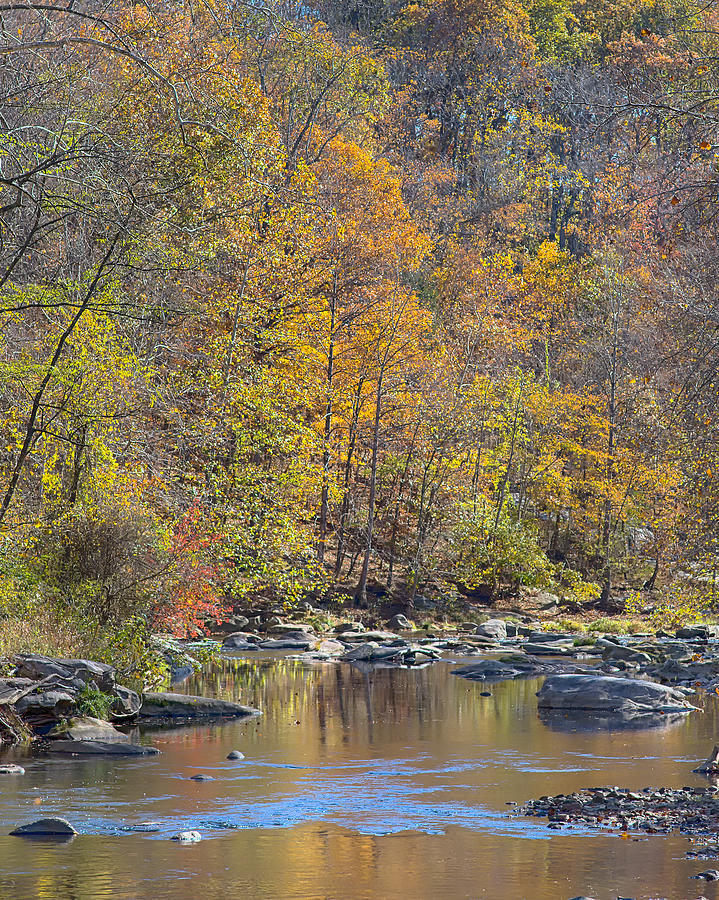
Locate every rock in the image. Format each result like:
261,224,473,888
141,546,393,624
222,633,260,650
334,622,365,633
339,630,398,643
266,623,316,635
140,692,260,719
475,619,508,640
258,636,313,650
16,690,76,718
213,615,250,634
691,870,719,881
171,831,201,842
189,774,214,781
13,654,115,692
112,685,142,718
694,745,719,774
523,642,575,656
11,817,77,836
341,642,404,662
536,674,698,714
46,740,159,756
600,644,652,665
527,631,576,643
48,716,130,743
677,624,719,640
452,660,524,681
125,822,162,832
387,614,412,630
0,764,24,774
314,639,344,654
537,591,560,609
226,750,244,760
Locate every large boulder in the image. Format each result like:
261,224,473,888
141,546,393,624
11,817,77,836
475,619,507,640
112,685,141,719
47,716,130,743
13,654,115,692
341,642,404,662
258,636,314,650
388,614,412,631
140,692,261,719
266,623,315,635
46,740,159,756
222,633,260,650
536,674,698,714
16,690,76,718
676,624,719,640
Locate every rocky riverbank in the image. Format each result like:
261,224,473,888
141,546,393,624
215,612,719,693
520,785,719,836
0,653,260,756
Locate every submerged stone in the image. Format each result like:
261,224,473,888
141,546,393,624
11,817,77,836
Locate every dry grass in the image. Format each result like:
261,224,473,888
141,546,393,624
0,610,83,661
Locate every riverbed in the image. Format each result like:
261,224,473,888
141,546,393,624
0,653,717,899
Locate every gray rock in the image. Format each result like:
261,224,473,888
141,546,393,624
226,750,244,760
537,674,698,714
16,690,76,717
11,817,77,836
222,633,260,650
213,616,250,634
140,692,260,719
334,622,365,633
451,660,524,681
112,685,141,718
388,614,412,630
171,831,201,842
189,774,214,781
14,654,115,692
600,644,652,665
475,619,507,640
677,624,719,640
258,636,313,650
340,630,397,643
314,639,344,654
48,716,130,743
341,642,403,662
0,764,24,775
266,623,316,635
46,740,159,756
691,869,719,881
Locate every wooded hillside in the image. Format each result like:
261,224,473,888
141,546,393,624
1,0,717,657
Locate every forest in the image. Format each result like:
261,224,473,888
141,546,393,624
1,0,718,672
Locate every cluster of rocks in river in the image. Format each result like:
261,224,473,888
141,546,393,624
0,653,260,756
521,785,719,836
217,612,719,696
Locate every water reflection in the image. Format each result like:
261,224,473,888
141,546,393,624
0,656,715,898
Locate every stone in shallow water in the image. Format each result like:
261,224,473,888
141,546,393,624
0,764,24,775
475,619,507,640
536,674,698,714
48,716,130,743
226,750,244,760
140,692,260,719
172,831,201,842
189,774,214,781
46,740,159,756
11,817,77,836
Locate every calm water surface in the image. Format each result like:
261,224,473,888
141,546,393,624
0,654,717,899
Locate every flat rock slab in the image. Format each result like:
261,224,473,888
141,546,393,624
11,817,77,836
140,692,261,719
46,740,159,756
48,716,130,743
537,674,698,714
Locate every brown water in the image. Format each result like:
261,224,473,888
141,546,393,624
0,654,717,899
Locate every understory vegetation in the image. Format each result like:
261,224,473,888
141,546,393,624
2,0,719,676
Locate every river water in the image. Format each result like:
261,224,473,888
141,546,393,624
0,653,717,899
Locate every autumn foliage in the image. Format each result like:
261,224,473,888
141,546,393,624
1,0,719,644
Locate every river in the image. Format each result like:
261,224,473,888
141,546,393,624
0,653,716,899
